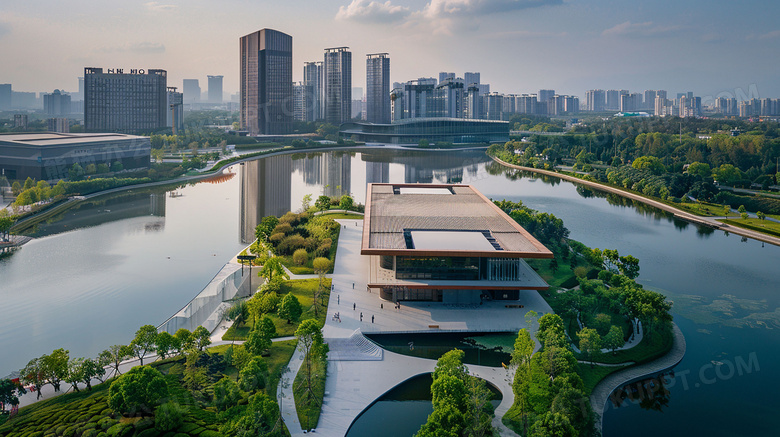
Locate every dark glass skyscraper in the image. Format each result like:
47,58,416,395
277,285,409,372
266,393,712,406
240,29,293,135
366,53,390,124
84,67,167,133
323,47,352,125
303,61,323,121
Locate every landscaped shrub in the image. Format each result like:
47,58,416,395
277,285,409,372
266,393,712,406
272,223,292,235
105,423,131,437
97,417,117,431
293,249,308,265
154,402,185,432
277,235,305,255
269,232,285,244
278,212,300,226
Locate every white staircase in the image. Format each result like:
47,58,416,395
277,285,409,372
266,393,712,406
326,329,384,361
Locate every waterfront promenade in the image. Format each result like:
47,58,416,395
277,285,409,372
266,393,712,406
590,323,687,432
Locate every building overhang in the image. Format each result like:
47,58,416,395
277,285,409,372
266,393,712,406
361,183,553,259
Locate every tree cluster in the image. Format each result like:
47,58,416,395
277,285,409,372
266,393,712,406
415,349,495,437
510,315,597,437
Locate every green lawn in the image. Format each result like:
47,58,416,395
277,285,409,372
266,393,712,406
719,217,780,237
265,340,298,395
293,354,327,431
576,324,674,366
671,200,737,217
576,363,631,395
222,278,332,341
318,212,364,220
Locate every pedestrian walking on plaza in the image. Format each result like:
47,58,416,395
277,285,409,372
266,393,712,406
353,303,356,311
380,303,383,310
360,312,363,321
353,282,355,289
338,295,340,305
372,315,374,323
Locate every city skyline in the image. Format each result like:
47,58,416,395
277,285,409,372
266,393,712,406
1,0,780,101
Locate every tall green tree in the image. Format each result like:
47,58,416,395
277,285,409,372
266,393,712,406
21,358,45,399
42,348,70,392
192,326,212,351
108,366,169,416
239,356,269,392
530,411,577,437
173,329,193,353
213,377,241,411
259,257,289,282
312,257,331,316
0,379,26,411
245,327,272,356
603,325,625,355
577,328,602,366
131,325,159,365
295,319,327,413
278,293,303,324
78,358,106,389
511,329,535,435
155,331,175,358
99,345,132,378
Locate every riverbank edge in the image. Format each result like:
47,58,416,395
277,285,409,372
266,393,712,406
589,322,686,433
489,155,780,247
7,144,484,237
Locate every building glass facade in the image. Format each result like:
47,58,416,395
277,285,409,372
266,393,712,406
84,68,167,134
324,47,352,125
303,61,323,121
240,29,293,135
340,117,509,144
366,53,390,124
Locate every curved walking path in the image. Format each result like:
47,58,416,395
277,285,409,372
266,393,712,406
589,322,686,433
490,156,780,247
307,220,541,436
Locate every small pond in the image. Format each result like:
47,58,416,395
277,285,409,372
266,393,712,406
345,373,503,437
365,332,515,367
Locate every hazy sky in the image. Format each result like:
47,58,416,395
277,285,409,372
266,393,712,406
2,0,779,101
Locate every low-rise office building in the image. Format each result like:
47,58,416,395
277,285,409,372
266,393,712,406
340,117,509,144
0,132,150,181
361,183,552,304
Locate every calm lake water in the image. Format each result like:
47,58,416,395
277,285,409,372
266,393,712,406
345,373,502,437
2,148,779,436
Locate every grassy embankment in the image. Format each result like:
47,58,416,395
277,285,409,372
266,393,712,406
0,340,297,437
719,217,780,237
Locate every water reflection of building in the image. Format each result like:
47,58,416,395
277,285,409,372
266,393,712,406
365,161,389,184
150,193,166,217
291,152,352,197
322,153,351,197
27,191,167,238
293,154,322,186
240,155,293,243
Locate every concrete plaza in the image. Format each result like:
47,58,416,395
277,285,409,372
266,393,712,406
288,219,553,436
